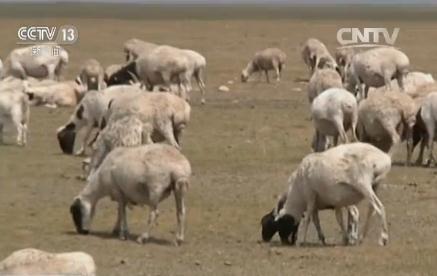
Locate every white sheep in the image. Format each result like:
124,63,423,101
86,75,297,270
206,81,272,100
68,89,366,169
70,143,192,245
0,90,30,146
241,48,286,83
56,85,142,155
311,88,358,152
87,114,153,176
307,67,343,103
24,80,87,108
182,49,207,104
301,38,337,76
262,143,391,246
0,248,96,276
369,71,434,96
104,92,191,150
345,47,410,99
123,38,158,62
76,58,105,90
357,91,417,165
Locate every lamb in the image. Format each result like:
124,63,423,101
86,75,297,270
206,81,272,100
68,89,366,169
311,88,358,152
0,90,30,146
70,144,192,245
357,91,417,165
56,85,142,155
344,47,410,99
76,58,105,90
2,44,69,80
24,80,87,108
103,91,191,150
123,38,158,62
0,248,96,276
87,115,153,176
261,142,392,246
241,48,286,83
301,38,337,76
307,67,343,103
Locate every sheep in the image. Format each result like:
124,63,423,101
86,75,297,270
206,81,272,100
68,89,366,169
307,67,343,103
76,58,105,90
0,90,30,146
301,38,337,76
0,58,3,78
56,85,142,155
0,248,96,276
123,38,158,62
103,91,191,150
261,142,391,246
87,114,153,177
241,48,286,83
311,88,358,152
411,92,437,167
369,71,434,96
70,143,192,245
24,80,87,108
103,63,123,84
357,91,417,165
344,47,410,100
2,44,69,80
182,49,207,104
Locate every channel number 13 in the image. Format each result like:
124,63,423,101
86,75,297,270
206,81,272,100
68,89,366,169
59,26,78,44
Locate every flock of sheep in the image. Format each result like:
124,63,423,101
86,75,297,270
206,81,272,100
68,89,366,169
1,36,437,274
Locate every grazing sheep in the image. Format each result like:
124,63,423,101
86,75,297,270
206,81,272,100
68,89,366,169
87,115,153,176
311,88,358,152
369,71,434,96
103,63,124,84
261,143,391,246
412,92,437,166
357,92,417,165
123,38,158,62
70,144,192,245
240,48,286,83
76,59,105,90
24,80,87,108
104,91,191,150
307,67,343,103
301,38,337,76
0,248,96,276
345,47,410,99
2,44,69,80
182,49,207,104
0,90,30,146
334,47,355,79
56,85,142,155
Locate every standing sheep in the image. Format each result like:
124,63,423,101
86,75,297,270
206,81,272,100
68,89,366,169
76,59,105,90
241,48,286,83
261,143,392,246
345,47,410,99
70,144,192,245
0,90,30,146
357,92,417,165
182,49,207,104
301,38,337,76
307,67,343,103
0,248,96,276
311,88,358,152
123,38,158,62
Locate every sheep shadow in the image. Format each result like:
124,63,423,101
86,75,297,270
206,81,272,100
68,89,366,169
266,240,337,248
294,77,309,83
64,230,174,246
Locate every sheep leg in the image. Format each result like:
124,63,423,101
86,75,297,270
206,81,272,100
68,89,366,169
334,115,348,144
396,73,405,92
301,196,316,245
311,210,326,245
346,206,359,245
384,72,392,92
405,127,414,166
195,70,206,104
115,202,129,240
12,113,24,146
273,61,280,82
0,123,3,144
46,64,57,80
380,120,400,154
264,70,270,83
335,208,348,245
137,206,158,244
416,136,426,166
174,179,187,245
364,85,370,99
21,122,28,146
425,123,436,167
160,120,180,150
359,186,388,246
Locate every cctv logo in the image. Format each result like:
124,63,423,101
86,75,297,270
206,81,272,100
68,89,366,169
337,28,400,47
17,25,78,45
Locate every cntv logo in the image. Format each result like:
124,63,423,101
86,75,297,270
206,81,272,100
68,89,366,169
17,25,78,45
337,28,400,47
